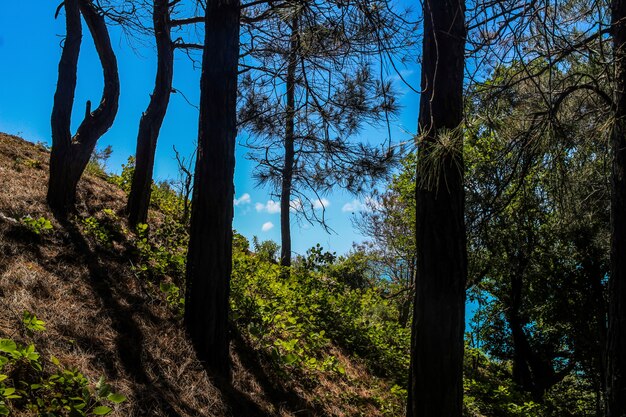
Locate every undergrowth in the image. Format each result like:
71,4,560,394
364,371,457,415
1,141,599,417
0,314,125,416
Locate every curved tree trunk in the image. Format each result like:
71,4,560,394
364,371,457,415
608,0,626,413
280,15,299,268
184,0,240,379
48,0,120,213
127,0,174,228
407,0,466,415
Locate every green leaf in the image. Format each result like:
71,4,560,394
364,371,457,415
0,340,16,354
92,405,113,415
283,353,298,365
106,393,126,403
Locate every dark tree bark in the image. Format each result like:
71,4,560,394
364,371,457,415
279,14,299,268
407,0,466,415
507,269,564,399
127,0,174,228
608,0,626,414
48,0,120,213
184,0,240,379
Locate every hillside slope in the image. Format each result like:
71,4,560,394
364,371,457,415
0,133,401,417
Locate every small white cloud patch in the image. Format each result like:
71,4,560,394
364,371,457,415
313,198,330,210
256,200,281,214
342,199,364,212
261,221,274,232
342,198,376,213
234,193,251,206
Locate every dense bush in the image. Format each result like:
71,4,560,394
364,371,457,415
81,159,599,417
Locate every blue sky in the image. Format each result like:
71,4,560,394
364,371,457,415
0,2,421,256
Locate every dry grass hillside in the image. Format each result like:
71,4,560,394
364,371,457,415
0,133,400,417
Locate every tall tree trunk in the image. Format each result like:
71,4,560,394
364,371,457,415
127,0,174,228
507,269,560,399
280,14,298,268
184,0,240,379
407,0,466,415
608,0,626,413
48,0,120,213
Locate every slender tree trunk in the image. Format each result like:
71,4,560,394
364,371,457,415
407,0,466,415
184,0,240,379
608,0,626,413
127,0,174,228
280,15,298,268
49,0,82,211
48,0,119,213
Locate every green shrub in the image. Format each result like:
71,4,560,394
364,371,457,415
20,216,53,236
82,217,112,247
0,317,125,416
21,311,45,333
107,157,135,193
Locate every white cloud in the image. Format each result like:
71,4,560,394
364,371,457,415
342,199,365,213
234,193,251,206
255,200,281,214
342,197,377,213
261,221,274,232
313,198,330,210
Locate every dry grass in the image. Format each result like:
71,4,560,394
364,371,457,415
0,133,397,417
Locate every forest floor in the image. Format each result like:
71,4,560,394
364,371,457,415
0,133,395,417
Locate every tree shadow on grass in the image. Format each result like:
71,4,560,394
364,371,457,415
229,329,322,417
5,214,326,416
55,220,271,416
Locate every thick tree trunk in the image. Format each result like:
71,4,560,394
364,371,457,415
407,0,466,415
608,0,626,413
184,0,240,379
508,269,534,393
507,270,559,399
280,15,298,268
48,0,119,213
127,0,174,228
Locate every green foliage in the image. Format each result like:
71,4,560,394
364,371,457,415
130,186,189,317
82,217,112,247
464,347,544,417
12,157,43,172
0,337,125,416
295,244,336,272
231,244,409,386
149,180,188,224
326,250,372,289
251,236,280,263
20,216,53,235
132,222,186,285
231,253,336,374
107,156,135,193
82,210,126,249
85,145,113,179
159,282,184,317
21,311,45,333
